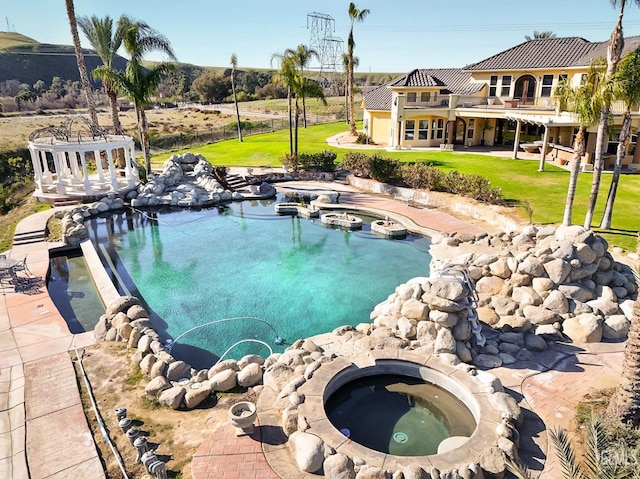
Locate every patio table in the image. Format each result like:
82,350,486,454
0,257,20,272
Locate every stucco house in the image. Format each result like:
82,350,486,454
362,36,640,170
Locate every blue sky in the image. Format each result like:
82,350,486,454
3,0,640,72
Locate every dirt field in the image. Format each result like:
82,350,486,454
76,341,255,479
0,106,259,150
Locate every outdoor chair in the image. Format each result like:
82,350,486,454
13,256,38,284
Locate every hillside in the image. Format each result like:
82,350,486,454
0,31,128,87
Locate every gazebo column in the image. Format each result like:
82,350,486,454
539,125,551,172
69,151,82,182
28,147,44,194
106,149,120,192
51,150,67,194
79,151,93,194
94,149,106,186
512,120,522,159
123,146,136,187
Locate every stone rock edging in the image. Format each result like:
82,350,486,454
59,194,126,246
95,296,265,410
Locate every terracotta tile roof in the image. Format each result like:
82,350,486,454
388,68,482,95
465,35,640,71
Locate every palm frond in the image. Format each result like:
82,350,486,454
505,457,533,479
550,426,587,479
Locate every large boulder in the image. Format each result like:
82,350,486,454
158,385,186,409
323,454,356,479
237,363,263,387
562,313,603,343
166,360,191,381
523,305,560,325
184,382,213,409
543,258,571,284
289,431,326,473
209,369,238,391
145,376,171,397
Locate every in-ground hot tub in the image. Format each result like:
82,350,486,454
324,372,476,456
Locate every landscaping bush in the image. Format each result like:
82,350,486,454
298,150,337,171
338,152,371,177
369,153,399,182
399,162,444,190
280,153,299,172
442,170,503,204
355,133,374,145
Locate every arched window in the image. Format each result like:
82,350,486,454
514,75,537,104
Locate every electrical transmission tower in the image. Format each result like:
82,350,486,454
307,12,344,94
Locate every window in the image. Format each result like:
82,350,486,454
580,74,588,85
467,118,475,140
431,119,444,139
407,92,417,103
405,120,415,140
501,75,512,97
420,92,431,103
489,75,498,97
418,120,429,140
541,75,554,97
558,74,568,85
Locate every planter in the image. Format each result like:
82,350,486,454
229,401,257,436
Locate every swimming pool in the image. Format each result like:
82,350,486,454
87,197,431,368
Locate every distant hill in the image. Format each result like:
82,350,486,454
0,31,128,88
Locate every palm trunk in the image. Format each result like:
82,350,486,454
562,127,585,226
302,94,307,129
287,88,293,157
348,53,357,136
608,240,640,427
294,97,300,157
586,6,625,228
106,85,121,132
584,106,609,228
66,0,98,126
231,71,243,142
600,111,631,229
138,106,151,176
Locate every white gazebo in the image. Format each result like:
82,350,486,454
28,118,139,203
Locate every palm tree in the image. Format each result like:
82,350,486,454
65,0,98,125
78,15,125,132
342,52,359,125
554,61,605,226
98,16,176,176
271,53,296,157
585,0,640,228
347,2,370,136
601,46,640,229
283,44,318,128
230,53,243,142
524,31,556,41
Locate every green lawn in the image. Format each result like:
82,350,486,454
152,122,640,251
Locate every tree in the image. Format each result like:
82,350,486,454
585,0,640,228
191,72,231,102
601,46,640,229
230,53,243,142
283,44,319,128
78,15,126,132
97,16,176,175
49,76,66,98
65,0,98,125
32,80,46,97
554,61,605,226
524,31,556,41
271,53,297,157
347,2,370,136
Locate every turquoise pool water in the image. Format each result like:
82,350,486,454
88,198,431,368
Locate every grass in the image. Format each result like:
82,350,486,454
152,121,640,251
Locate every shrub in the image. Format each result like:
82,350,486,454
369,153,399,182
355,133,374,145
297,150,337,171
441,171,502,204
338,152,372,177
400,162,444,190
281,153,299,171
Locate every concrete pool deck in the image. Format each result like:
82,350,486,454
0,183,626,478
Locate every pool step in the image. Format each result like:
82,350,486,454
226,174,249,191
13,229,46,245
51,198,82,207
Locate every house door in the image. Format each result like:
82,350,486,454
454,118,466,144
514,75,536,104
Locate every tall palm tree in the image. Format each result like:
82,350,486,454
230,53,243,142
97,16,176,176
271,52,296,157
585,0,640,228
65,0,98,126
342,52,359,125
601,46,640,229
554,61,605,226
524,31,556,41
283,44,318,128
78,15,125,132
347,2,369,136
